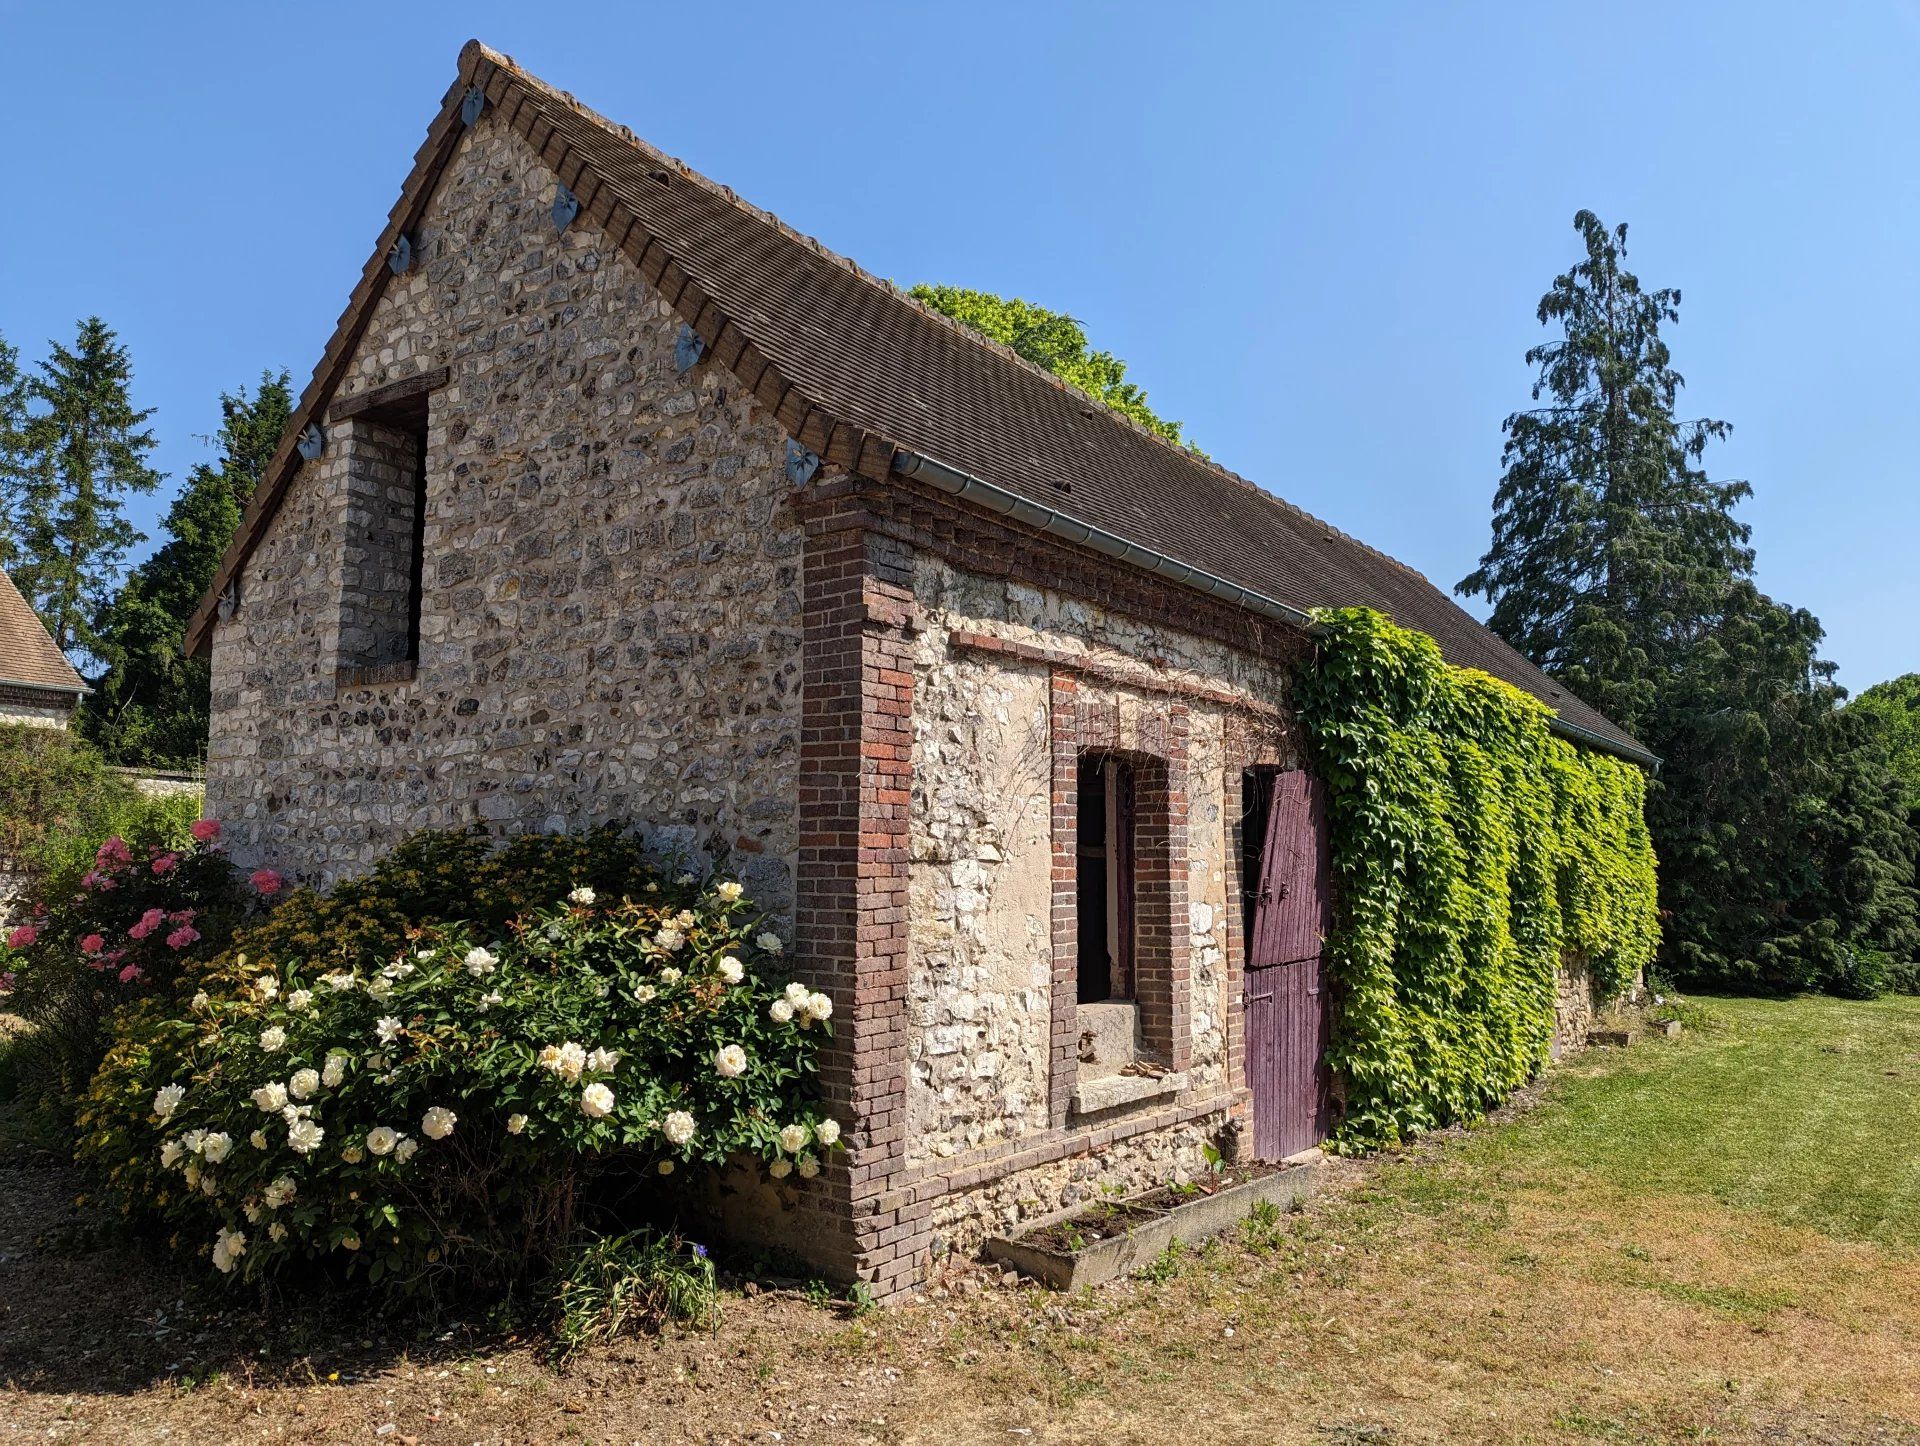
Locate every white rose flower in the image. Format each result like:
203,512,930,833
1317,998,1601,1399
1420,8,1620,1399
394,1136,419,1163
182,1128,207,1154
477,990,504,1011
374,1016,402,1044
657,1158,675,1175
580,1082,616,1118
662,1110,696,1146
200,1174,218,1196
714,1044,748,1078
191,990,211,1010
797,1155,820,1179
463,946,498,977
259,1026,287,1052
160,1139,184,1168
715,881,744,902
421,1106,457,1140
769,998,794,1024
322,971,357,993
816,1118,842,1147
658,966,683,984
212,1226,247,1273
415,947,437,961
645,881,661,894
252,1081,288,1113
506,1113,528,1135
322,1052,347,1088
341,1145,364,1164
200,1132,233,1164
756,932,784,954
654,927,685,953
768,1157,792,1179
268,1221,288,1243
784,981,810,1006
366,976,394,1002
675,873,695,887
286,989,313,1012
152,1084,185,1119
674,909,697,929
243,1199,263,1223
249,1129,268,1150
286,1118,324,1155
632,984,657,1004
805,992,833,1022
366,1126,399,1157
778,1122,810,1153
183,1163,201,1189
586,1046,620,1075
381,960,416,981
716,956,744,985
539,1041,587,1082
254,974,279,1001
568,885,596,905
289,1068,320,1100
263,1175,297,1209
280,1102,309,1124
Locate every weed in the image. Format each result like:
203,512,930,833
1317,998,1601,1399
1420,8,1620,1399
550,1228,716,1360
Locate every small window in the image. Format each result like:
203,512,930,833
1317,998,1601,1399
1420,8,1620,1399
1076,752,1135,1004
335,396,429,680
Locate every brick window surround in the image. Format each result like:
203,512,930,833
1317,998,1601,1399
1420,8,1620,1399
1049,676,1192,1125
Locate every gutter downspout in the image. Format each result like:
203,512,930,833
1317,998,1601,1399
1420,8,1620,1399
888,447,1660,771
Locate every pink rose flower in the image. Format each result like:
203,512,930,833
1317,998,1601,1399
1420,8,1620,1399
79,933,105,955
250,868,284,897
6,925,37,949
128,908,167,941
95,837,131,869
117,963,143,984
164,924,201,951
190,818,221,843
151,853,180,877
0,971,15,994
168,909,197,925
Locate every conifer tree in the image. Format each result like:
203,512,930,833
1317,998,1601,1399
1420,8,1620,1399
1465,212,1918,993
85,371,291,765
3,318,161,661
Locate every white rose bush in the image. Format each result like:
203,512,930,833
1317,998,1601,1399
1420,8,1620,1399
77,828,843,1300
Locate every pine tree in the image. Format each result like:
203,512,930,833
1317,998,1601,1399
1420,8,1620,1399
1464,211,1919,993
0,332,34,574
4,318,162,662
84,371,291,765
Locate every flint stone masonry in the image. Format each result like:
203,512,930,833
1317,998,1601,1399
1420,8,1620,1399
206,116,803,913
905,555,1292,1169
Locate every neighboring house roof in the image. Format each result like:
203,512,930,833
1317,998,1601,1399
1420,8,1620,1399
187,40,1653,767
0,568,88,697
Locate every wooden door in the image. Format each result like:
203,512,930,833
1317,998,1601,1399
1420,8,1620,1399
1245,771,1333,1160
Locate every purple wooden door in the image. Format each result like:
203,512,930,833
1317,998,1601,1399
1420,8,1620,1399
1245,771,1333,1160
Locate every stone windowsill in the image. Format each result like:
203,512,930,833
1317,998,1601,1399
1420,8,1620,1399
1070,1068,1187,1119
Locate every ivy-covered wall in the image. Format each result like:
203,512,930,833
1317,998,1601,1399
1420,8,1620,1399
1295,609,1659,1148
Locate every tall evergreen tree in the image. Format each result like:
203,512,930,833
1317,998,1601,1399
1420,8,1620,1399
1851,674,1920,815
3,318,161,662
1464,211,1918,993
0,332,33,574
84,371,291,766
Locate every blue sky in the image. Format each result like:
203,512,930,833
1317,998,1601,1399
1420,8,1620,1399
4,2,1914,690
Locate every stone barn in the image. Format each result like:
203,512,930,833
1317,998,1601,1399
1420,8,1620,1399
186,42,1653,1298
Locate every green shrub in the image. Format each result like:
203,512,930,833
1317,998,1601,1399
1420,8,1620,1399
77,835,841,1301
552,1227,717,1358
1297,608,1661,1149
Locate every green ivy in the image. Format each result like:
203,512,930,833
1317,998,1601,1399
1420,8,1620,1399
1295,608,1659,1148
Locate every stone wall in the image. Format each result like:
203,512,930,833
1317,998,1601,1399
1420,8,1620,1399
903,556,1296,1169
0,694,76,729
205,114,804,915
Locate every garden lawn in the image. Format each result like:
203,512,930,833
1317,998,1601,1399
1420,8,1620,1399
5,993,1920,1443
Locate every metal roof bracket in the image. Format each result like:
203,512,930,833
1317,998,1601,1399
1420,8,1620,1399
785,440,821,486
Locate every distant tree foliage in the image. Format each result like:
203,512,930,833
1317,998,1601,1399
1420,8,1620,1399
0,319,162,664
1851,675,1920,815
83,372,292,767
1463,212,1918,995
908,285,1201,454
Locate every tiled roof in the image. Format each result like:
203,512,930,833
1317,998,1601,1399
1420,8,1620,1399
189,41,1651,766
0,569,87,695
